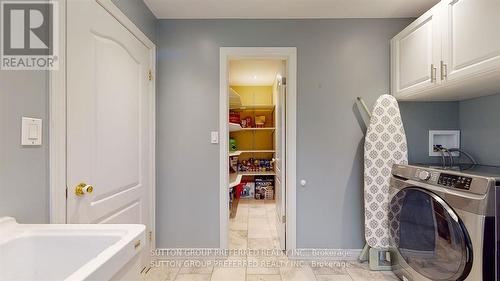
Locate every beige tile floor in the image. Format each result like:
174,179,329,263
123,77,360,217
145,200,400,281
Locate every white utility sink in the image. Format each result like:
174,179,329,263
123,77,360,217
0,217,145,281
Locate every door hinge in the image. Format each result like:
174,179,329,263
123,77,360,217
148,70,153,81
281,77,287,86
149,231,153,242
282,215,286,223
65,187,68,198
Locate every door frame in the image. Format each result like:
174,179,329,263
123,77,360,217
219,47,297,250
48,0,156,247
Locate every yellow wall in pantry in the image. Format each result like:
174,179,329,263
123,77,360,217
231,86,273,106
230,131,274,151
238,111,274,128
230,86,275,161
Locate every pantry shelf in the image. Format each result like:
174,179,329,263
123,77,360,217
229,151,242,157
229,173,243,188
239,171,276,176
238,127,275,132
230,88,242,109
229,123,243,132
230,105,275,111
232,150,275,155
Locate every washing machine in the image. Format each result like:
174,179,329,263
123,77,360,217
388,164,499,281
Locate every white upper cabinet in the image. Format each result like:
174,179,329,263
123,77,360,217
442,0,500,82
391,4,442,98
391,0,500,101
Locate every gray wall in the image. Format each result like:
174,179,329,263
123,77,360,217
0,0,156,223
0,0,49,223
399,102,460,165
112,0,157,43
398,94,500,167
156,19,412,249
459,94,500,166
0,72,49,223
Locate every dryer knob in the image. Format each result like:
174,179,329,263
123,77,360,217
418,170,431,181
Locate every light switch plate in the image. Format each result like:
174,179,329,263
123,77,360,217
211,131,219,144
21,117,42,146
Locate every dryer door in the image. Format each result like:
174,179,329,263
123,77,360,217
389,187,473,281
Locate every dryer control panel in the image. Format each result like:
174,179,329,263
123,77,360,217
438,173,473,190
392,164,495,196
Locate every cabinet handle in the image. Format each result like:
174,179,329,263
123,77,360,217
440,61,448,80
431,64,437,83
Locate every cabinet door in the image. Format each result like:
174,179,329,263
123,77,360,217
442,0,500,82
391,4,442,99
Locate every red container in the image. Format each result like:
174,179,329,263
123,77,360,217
235,183,244,199
245,116,253,128
229,111,240,124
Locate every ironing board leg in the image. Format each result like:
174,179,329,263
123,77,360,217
358,243,370,262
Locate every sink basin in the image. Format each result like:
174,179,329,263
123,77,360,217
0,217,145,281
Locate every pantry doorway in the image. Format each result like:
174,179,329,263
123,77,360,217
219,47,297,252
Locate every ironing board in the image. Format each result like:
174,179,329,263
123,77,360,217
363,94,408,249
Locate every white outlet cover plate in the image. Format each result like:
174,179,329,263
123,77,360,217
429,130,460,156
21,117,42,146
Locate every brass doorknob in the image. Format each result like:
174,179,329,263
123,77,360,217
75,183,94,196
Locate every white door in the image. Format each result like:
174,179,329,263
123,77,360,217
391,3,442,99
441,0,500,83
67,0,153,268
274,70,286,250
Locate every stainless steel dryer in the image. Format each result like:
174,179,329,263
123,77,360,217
389,164,499,281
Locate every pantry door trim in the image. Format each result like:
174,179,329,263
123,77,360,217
49,0,156,248
48,0,67,224
219,47,297,251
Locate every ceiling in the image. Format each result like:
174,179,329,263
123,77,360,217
144,0,438,19
230,60,283,86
